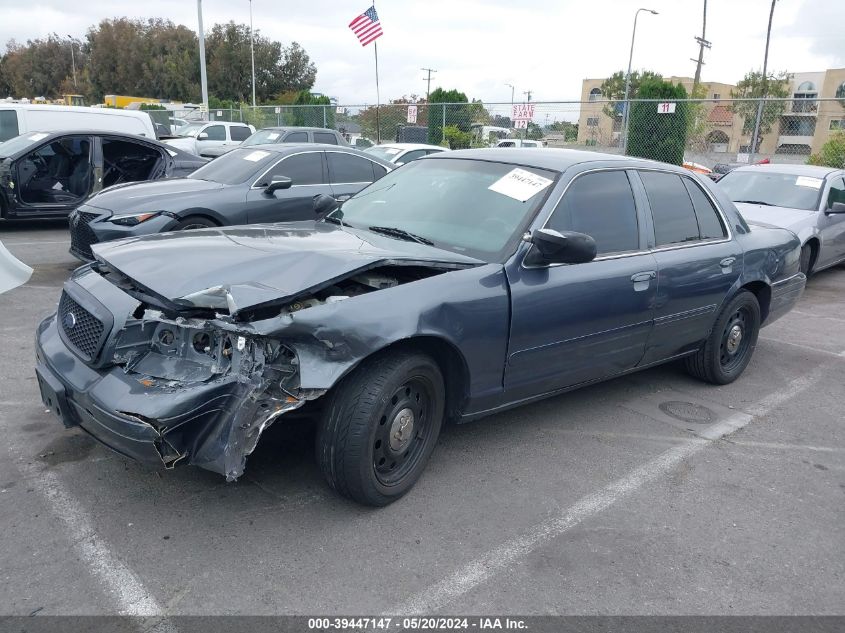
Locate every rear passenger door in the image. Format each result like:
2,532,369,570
636,170,741,364
326,151,380,201
245,151,332,224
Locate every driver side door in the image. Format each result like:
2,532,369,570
504,169,657,399
245,151,333,224
818,177,845,267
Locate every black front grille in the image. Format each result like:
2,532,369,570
69,210,101,260
58,291,105,360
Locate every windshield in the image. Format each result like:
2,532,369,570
175,122,205,138
188,148,279,185
718,170,824,211
243,129,285,147
0,132,51,157
364,146,403,161
329,158,558,262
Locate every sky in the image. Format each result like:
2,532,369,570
2,0,844,106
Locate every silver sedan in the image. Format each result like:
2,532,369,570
718,164,845,275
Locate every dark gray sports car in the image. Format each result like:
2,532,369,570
68,143,392,261
36,149,805,506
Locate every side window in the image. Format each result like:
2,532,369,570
827,177,845,209
284,131,309,143
396,150,425,164
327,152,374,183
640,171,700,246
203,125,225,141
260,152,324,186
0,110,19,142
230,126,251,142
371,162,388,180
548,170,639,255
313,132,339,145
682,178,726,239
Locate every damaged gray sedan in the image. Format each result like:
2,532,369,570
35,149,806,505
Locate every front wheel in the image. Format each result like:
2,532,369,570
799,243,814,277
684,290,761,385
173,216,216,231
316,351,445,506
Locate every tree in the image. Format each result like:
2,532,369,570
627,78,689,165
427,87,470,145
730,69,791,151
807,132,845,168
548,121,578,141
598,70,662,119
1,34,84,99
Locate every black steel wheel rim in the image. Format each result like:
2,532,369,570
720,306,752,371
372,376,434,486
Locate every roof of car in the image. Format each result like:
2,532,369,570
732,163,842,177
427,148,682,172
372,143,446,151
257,127,340,133
230,143,394,166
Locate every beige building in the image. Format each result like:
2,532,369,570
576,69,845,160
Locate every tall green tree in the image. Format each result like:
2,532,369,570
426,87,470,145
730,69,791,151
598,70,662,119
627,78,689,165
1,34,84,99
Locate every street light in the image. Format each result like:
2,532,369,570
621,7,658,152
197,0,209,119
249,0,256,108
66,35,77,90
749,0,777,162
505,83,515,120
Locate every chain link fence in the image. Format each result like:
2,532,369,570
174,97,845,170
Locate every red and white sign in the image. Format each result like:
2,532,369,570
407,105,418,124
657,102,677,114
512,103,535,121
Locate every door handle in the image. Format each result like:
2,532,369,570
720,257,736,268
630,271,657,283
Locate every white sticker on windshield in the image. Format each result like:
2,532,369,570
488,168,553,202
28,133,49,141
242,150,271,162
795,176,822,189
267,133,280,140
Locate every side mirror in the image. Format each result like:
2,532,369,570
313,193,340,219
264,176,292,195
197,132,209,140
524,228,597,266
826,201,845,214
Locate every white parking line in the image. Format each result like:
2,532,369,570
760,336,845,359
392,365,827,614
7,429,177,630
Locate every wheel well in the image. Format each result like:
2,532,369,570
741,281,772,323
371,337,470,425
177,212,221,226
804,238,820,271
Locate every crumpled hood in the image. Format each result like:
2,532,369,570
735,202,815,232
91,221,481,315
85,178,225,215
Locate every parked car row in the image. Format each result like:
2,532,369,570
33,147,807,508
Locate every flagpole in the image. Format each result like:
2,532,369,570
373,4,381,144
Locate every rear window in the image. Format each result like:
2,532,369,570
314,132,339,145
0,110,20,142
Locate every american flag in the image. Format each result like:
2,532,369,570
349,6,383,47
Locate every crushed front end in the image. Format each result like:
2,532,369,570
34,265,322,480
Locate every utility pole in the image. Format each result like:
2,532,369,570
66,35,77,90
749,0,777,162
523,90,532,102
197,0,209,119
691,0,711,92
522,90,532,141
421,68,437,102
249,0,256,107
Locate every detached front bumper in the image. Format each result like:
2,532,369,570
35,314,307,479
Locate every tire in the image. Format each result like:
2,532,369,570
173,216,216,231
799,243,814,277
316,351,445,506
684,290,761,385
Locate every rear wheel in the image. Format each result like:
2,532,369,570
316,351,445,506
799,243,814,277
173,216,216,231
684,290,761,385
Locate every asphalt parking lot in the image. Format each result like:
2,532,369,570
0,220,843,618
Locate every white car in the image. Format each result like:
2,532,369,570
495,139,543,148
364,143,448,165
164,121,255,157
0,104,157,142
